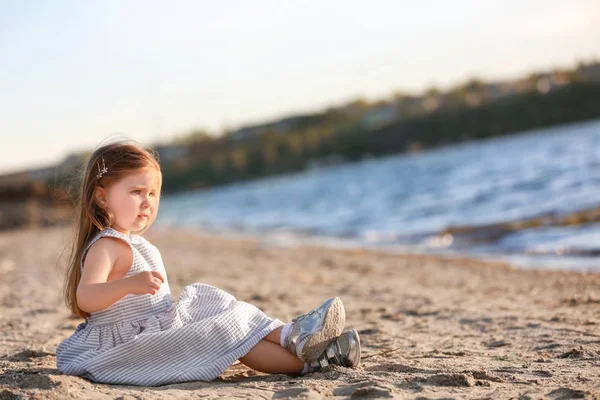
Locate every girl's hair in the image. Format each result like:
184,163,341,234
63,140,162,318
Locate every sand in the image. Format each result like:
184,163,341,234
1,225,599,399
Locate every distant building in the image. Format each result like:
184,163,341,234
28,166,57,181
465,92,483,107
550,70,571,86
226,114,319,142
577,61,600,82
360,104,398,129
483,84,504,101
536,71,571,94
228,126,262,142
155,145,190,165
337,99,372,117
60,153,86,168
421,95,440,112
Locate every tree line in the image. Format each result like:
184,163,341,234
160,82,600,193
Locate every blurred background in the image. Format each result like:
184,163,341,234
1,1,600,271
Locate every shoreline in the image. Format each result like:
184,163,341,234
152,222,600,274
1,225,599,399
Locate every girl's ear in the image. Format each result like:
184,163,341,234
94,186,108,208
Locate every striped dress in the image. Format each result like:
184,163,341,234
56,227,284,386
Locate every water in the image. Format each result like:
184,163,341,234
156,119,600,272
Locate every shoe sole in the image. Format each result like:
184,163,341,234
299,297,345,362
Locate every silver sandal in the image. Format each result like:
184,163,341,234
310,329,361,370
284,297,345,362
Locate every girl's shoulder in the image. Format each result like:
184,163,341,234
81,228,133,268
91,234,132,253
82,234,133,274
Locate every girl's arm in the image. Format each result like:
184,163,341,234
76,238,134,313
76,238,164,313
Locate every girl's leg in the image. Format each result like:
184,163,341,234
239,339,304,374
262,326,282,345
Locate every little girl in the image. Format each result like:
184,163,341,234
56,141,361,386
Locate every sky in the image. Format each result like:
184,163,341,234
1,0,599,174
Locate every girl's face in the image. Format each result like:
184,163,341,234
96,168,161,235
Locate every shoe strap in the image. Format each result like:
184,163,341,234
312,339,343,369
291,308,316,323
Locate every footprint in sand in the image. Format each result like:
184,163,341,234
4,349,54,362
558,346,588,359
332,381,397,399
0,369,58,390
273,387,321,399
547,387,585,399
423,373,474,387
366,363,436,374
358,327,380,335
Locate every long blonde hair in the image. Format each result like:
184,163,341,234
63,141,162,318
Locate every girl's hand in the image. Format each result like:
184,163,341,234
128,271,165,295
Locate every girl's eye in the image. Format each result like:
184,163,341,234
149,192,156,197
132,190,141,195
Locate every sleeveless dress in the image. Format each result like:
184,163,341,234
56,227,284,386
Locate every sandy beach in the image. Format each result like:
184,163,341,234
1,225,599,399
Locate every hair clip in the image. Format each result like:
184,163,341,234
97,157,108,179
